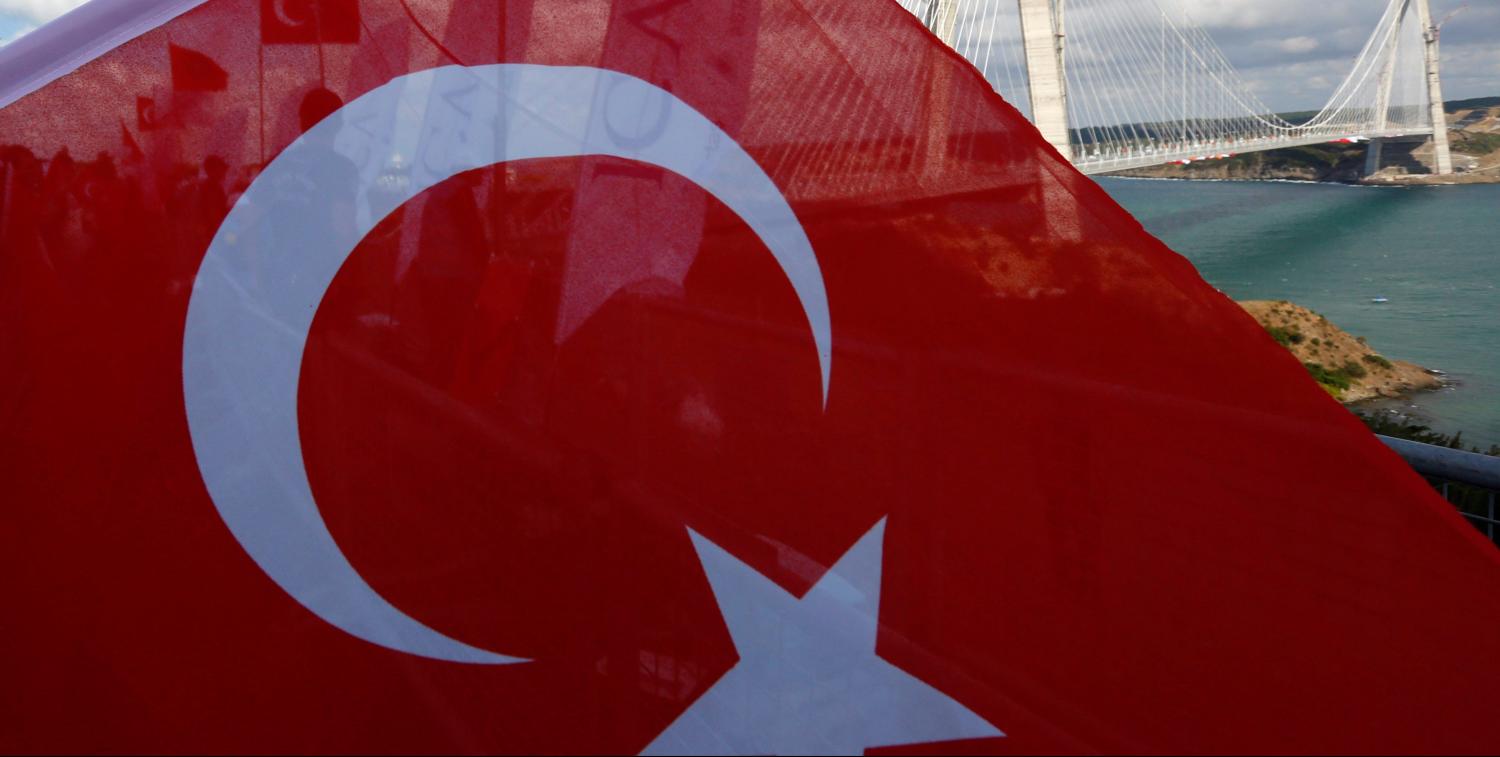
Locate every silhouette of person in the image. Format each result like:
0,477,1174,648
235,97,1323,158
394,169,491,388
245,87,360,298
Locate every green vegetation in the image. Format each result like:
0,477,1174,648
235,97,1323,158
1253,145,1348,172
1304,362,1354,392
1180,144,1357,177
1454,132,1500,155
1363,354,1394,370
1354,411,1500,457
1303,361,1372,393
1265,324,1305,347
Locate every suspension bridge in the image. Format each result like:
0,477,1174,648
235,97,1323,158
898,0,1456,175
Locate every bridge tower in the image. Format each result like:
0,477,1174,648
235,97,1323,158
1015,0,1072,161
928,1,1071,161
1367,0,1452,176
1415,0,1453,174
1364,0,1409,176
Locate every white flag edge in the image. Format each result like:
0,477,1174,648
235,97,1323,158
0,0,209,111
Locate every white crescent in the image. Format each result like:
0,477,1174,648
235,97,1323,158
182,64,831,664
271,0,308,28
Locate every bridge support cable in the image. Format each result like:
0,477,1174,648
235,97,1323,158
899,0,1455,175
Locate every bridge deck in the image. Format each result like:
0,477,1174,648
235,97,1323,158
1074,129,1432,175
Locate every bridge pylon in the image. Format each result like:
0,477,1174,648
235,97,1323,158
1415,0,1453,174
924,0,1072,163
1016,0,1071,162
1364,0,1409,176
1364,0,1452,177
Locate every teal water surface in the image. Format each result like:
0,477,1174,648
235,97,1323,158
1098,178,1499,449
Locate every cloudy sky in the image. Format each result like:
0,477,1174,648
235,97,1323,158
0,0,1494,110
1165,0,1497,110
0,0,82,44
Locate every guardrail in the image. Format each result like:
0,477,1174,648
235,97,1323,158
1379,435,1500,543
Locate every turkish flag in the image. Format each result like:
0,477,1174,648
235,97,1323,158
2,0,1499,754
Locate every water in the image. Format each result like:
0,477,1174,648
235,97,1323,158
1098,178,1500,449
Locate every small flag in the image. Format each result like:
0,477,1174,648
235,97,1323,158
261,0,360,44
169,43,228,91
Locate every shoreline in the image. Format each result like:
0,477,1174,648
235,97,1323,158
1345,371,1454,407
1238,299,1445,404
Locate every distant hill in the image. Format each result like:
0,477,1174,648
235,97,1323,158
1071,96,1499,145
1271,96,1498,125
1446,95,1500,112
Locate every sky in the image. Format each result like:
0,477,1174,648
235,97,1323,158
0,0,1494,111
0,0,80,44
1163,0,1498,110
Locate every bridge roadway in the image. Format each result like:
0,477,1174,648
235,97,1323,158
1074,127,1433,175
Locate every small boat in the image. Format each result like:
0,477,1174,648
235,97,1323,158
1371,296,1389,303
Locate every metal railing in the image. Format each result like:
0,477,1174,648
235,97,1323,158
1378,435,1500,543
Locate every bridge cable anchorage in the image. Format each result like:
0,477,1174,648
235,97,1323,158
903,0,1453,175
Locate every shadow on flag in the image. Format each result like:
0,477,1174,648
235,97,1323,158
261,0,361,44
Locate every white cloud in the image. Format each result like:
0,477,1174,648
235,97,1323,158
1278,36,1320,54
0,0,88,25
953,0,1490,112
1160,0,1493,109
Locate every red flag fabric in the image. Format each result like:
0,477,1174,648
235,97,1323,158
2,0,1498,753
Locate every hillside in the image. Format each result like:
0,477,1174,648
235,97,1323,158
1239,300,1442,403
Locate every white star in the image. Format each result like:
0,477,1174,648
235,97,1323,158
642,519,1004,756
